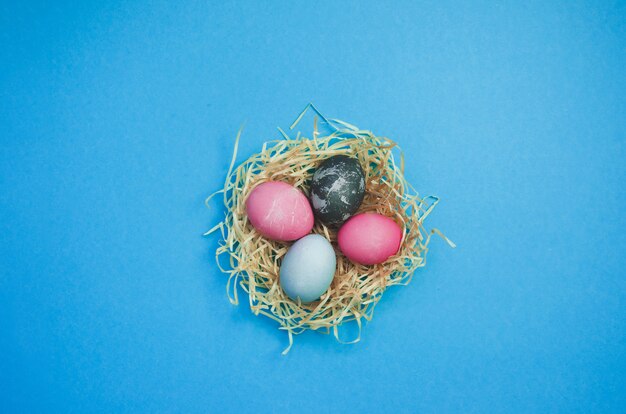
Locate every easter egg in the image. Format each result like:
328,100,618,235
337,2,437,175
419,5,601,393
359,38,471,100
245,181,314,241
310,155,365,226
338,213,403,265
280,234,336,303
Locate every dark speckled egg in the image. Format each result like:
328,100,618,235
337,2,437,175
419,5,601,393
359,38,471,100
310,155,365,226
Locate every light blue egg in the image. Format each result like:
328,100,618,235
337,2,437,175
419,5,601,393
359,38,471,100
279,234,336,303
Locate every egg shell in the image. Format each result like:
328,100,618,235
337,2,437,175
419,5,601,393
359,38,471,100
338,213,403,265
245,181,314,241
310,155,365,226
280,234,337,303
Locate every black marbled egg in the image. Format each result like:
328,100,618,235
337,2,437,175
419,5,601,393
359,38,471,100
310,155,365,226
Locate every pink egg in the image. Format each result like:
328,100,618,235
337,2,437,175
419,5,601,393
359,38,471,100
338,213,403,265
245,181,314,241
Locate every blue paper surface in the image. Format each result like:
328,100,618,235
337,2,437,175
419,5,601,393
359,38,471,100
1,1,625,412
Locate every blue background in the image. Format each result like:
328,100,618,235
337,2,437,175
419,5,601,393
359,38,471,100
1,1,625,412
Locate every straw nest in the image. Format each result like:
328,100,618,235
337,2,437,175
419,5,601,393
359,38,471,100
206,106,453,354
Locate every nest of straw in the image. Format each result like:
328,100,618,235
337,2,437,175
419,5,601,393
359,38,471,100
207,107,452,353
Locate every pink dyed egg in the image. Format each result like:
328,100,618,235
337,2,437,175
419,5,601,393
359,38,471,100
245,181,314,241
338,213,403,265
